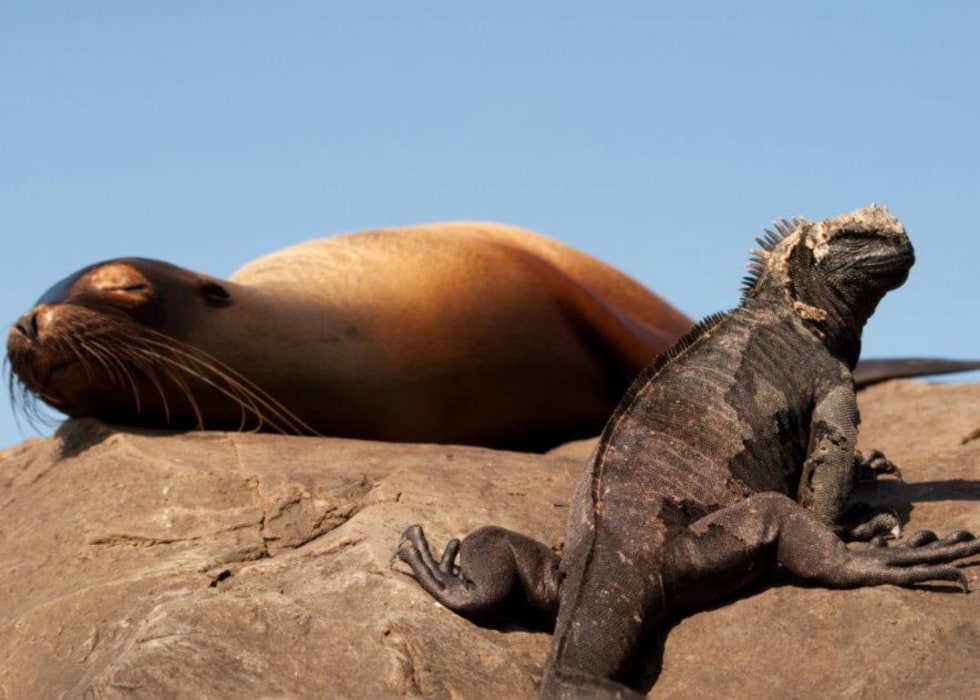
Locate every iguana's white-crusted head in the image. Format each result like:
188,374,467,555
742,205,913,314
802,205,907,262
741,205,913,364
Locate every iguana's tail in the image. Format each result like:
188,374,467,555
853,358,980,389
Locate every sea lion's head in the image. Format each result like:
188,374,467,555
7,258,310,433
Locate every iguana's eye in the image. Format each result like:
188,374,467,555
833,228,868,243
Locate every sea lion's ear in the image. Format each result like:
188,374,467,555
198,280,232,307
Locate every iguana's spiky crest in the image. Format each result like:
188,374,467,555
741,216,806,296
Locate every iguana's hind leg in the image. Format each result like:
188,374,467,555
395,524,561,627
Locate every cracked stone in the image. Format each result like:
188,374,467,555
0,380,977,698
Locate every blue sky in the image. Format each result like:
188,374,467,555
2,2,978,448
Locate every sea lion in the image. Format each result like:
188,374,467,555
7,222,693,449
8,222,979,450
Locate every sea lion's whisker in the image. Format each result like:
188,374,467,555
132,335,302,434
5,361,32,435
107,347,146,415
153,363,206,430
135,332,317,435
86,338,136,395
129,354,175,425
6,364,61,434
122,340,213,428
151,346,261,431
77,335,148,417
65,336,100,384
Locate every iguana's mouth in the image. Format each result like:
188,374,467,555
874,262,912,291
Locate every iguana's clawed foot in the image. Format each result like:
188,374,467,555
394,524,562,626
396,525,466,592
857,529,979,592
856,449,902,483
870,528,972,549
838,502,902,542
840,451,905,541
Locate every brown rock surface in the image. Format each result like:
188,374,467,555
1,380,977,698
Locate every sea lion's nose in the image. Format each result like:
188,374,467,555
13,309,41,342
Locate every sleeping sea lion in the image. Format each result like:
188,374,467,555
7,222,978,450
7,223,693,449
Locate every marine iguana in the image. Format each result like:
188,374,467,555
396,205,980,697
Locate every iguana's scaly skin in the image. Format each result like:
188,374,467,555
396,206,980,698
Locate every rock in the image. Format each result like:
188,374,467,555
0,380,977,698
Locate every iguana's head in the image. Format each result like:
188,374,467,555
742,205,914,354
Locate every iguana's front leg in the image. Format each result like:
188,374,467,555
798,384,900,540
664,492,979,615
395,525,561,628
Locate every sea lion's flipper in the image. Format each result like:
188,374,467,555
853,358,980,389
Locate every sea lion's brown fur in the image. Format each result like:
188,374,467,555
7,223,692,449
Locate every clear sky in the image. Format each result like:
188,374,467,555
2,2,978,448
